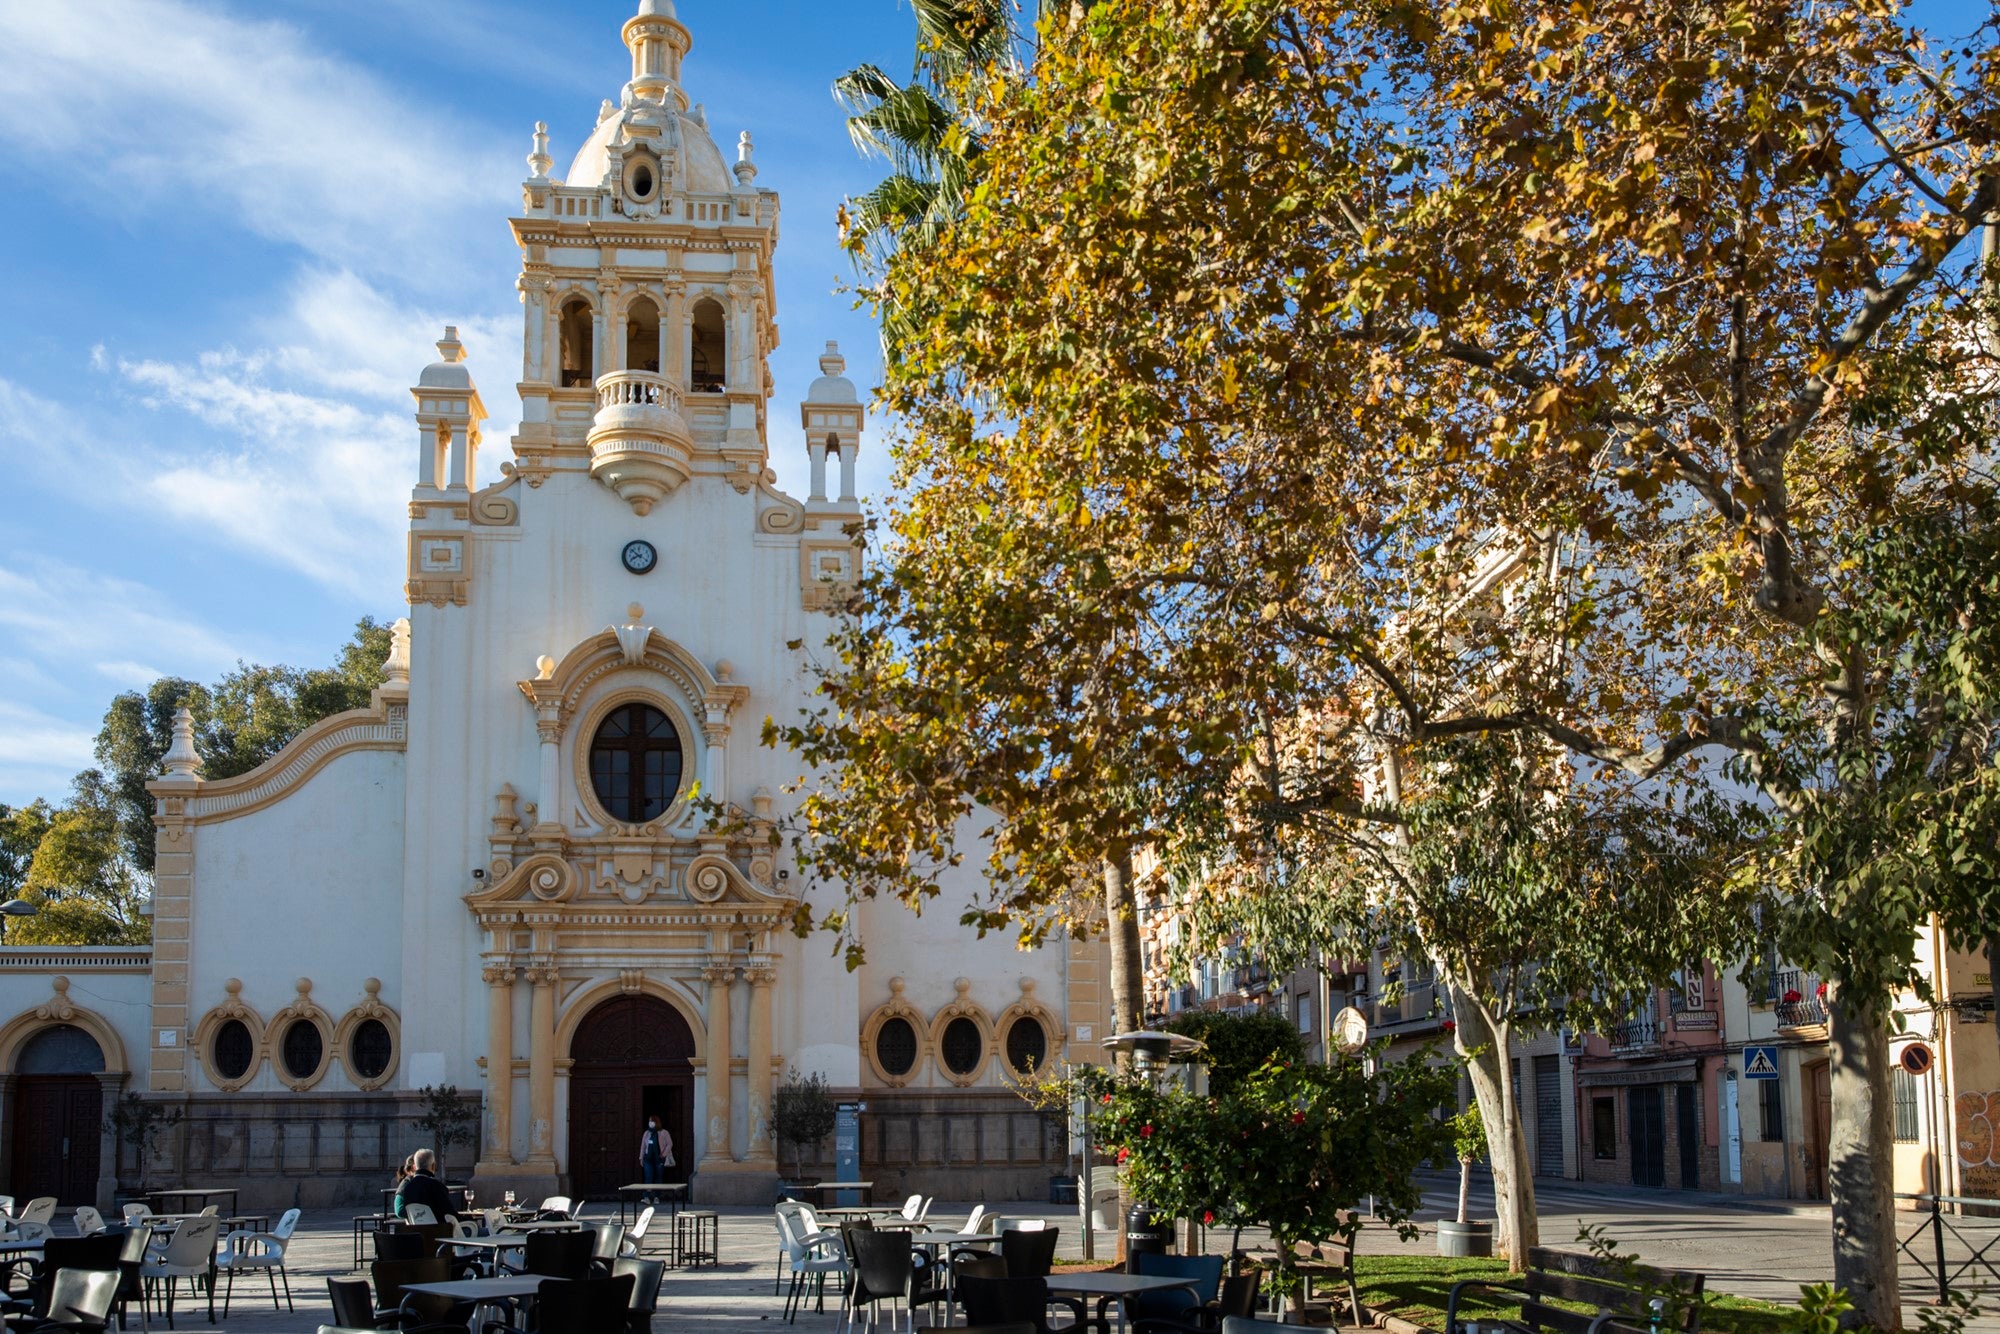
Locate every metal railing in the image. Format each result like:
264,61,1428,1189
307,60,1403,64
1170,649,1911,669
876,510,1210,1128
1608,1016,1662,1053
1768,967,1828,1027
1896,1194,2000,1301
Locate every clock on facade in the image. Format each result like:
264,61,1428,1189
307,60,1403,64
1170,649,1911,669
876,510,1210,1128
621,540,658,574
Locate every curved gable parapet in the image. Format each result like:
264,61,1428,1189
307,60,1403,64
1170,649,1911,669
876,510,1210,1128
520,628,749,729
149,702,409,826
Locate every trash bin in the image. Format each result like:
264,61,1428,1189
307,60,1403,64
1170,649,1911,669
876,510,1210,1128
1125,1202,1172,1273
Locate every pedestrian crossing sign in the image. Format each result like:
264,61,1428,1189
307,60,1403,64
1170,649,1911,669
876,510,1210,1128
1744,1045,1780,1080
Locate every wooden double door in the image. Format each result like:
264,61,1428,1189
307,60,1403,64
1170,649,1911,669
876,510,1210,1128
566,996,695,1199
10,1077,102,1206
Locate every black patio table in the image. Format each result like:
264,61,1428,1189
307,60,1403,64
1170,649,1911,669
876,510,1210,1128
1047,1272,1204,1332
146,1187,238,1217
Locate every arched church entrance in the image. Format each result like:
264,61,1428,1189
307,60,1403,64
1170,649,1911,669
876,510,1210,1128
10,1025,105,1205
566,995,695,1198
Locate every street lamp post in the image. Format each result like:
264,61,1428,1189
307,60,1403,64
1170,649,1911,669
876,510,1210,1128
0,899,40,944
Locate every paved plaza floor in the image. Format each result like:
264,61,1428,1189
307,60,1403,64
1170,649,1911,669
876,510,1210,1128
52,1177,2000,1332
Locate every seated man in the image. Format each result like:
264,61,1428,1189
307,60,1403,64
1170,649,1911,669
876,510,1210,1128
394,1148,456,1222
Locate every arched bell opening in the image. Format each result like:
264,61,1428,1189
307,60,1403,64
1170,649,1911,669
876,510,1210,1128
690,299,726,393
624,297,662,374
558,297,596,388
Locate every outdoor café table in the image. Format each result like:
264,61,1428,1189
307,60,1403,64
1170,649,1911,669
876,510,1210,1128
445,1236,528,1276
146,1187,238,1217
401,1273,556,1323
800,1180,875,1206
616,1182,688,1225
1047,1272,1204,1333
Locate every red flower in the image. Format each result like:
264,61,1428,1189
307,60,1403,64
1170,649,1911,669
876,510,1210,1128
1141,1124,1155,1138
1102,1094,1114,1105
1783,989,1802,1004
1203,1211,1215,1226
1117,1148,1130,1164
1816,982,1829,999
1442,1020,1456,1033
1292,1111,1307,1125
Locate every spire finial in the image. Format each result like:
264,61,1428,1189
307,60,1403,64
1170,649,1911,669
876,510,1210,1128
734,132,759,188
160,707,203,782
436,327,466,364
383,618,412,686
528,121,553,180
819,341,846,377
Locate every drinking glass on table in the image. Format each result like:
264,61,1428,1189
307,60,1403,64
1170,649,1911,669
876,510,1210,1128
504,1190,517,1208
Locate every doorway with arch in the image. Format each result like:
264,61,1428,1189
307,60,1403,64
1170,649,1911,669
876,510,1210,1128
566,994,696,1198
10,1025,106,1206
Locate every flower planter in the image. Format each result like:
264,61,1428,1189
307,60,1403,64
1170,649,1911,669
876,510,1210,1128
1437,1219,1494,1258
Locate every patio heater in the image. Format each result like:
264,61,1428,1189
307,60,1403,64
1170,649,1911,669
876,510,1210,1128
1102,1029,1210,1267
0,900,39,944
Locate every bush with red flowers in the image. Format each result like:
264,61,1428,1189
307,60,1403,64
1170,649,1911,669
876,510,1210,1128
1085,1045,1454,1289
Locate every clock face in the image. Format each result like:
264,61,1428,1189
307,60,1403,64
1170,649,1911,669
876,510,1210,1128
622,540,658,575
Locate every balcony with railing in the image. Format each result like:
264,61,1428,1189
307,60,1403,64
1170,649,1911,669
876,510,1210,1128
588,369,694,514
1608,1015,1663,1054
1769,968,1828,1029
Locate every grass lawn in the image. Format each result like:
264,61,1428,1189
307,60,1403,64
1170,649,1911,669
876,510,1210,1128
1354,1255,1791,1334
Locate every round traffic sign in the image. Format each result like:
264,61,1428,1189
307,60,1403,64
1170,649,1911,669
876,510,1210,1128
1900,1042,1935,1076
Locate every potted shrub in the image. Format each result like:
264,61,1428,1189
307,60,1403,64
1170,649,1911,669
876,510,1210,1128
1437,1103,1495,1257
105,1093,183,1197
415,1084,479,1184
772,1068,838,1190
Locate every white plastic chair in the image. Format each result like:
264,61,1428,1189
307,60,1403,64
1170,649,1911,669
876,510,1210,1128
957,1205,987,1236
622,1205,655,1258
5,1221,49,1243
402,1202,438,1226
0,1196,15,1219
776,1206,848,1324
142,1214,221,1325
73,1205,107,1235
122,1203,153,1224
17,1198,55,1227
915,1196,934,1226
897,1194,923,1222
215,1207,299,1318
538,1195,573,1217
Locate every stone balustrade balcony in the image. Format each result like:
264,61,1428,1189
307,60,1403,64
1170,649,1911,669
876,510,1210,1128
589,370,694,514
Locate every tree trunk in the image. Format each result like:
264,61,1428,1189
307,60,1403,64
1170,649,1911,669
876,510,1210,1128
1103,846,1145,1263
1827,995,1901,1329
1450,985,1538,1268
1457,1158,1472,1226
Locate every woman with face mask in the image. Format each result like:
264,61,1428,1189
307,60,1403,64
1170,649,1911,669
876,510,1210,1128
640,1115,673,1202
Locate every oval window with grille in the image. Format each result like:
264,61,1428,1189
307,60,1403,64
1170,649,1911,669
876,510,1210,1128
1005,1017,1047,1074
213,1019,254,1082
875,1017,918,1077
350,1019,393,1081
280,1020,324,1081
941,1017,984,1076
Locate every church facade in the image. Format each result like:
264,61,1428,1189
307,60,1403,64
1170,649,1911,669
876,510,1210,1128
0,0,1109,1210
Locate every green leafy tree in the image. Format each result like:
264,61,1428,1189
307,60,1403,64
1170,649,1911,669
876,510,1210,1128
104,1092,183,1190
0,802,55,899
771,1068,840,1179
1159,1009,1304,1092
1090,1049,1454,1286
12,771,150,946
830,0,1999,1319
93,619,393,873
414,1084,479,1184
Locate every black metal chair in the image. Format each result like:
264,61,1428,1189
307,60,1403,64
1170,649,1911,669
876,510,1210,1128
1000,1229,1059,1279
113,1225,152,1332
956,1275,1087,1334
518,1230,594,1281
325,1278,383,1330
480,1275,633,1334
914,1247,1006,1326
846,1228,916,1332
1135,1270,1263,1334
4,1236,123,1329
371,1230,432,1263
610,1257,664,1334
367,1258,472,1334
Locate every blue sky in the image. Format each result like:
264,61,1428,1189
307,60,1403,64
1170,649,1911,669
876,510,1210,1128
0,0,921,807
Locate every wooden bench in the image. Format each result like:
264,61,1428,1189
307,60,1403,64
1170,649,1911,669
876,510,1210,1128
1235,1217,1363,1327
1445,1247,1705,1334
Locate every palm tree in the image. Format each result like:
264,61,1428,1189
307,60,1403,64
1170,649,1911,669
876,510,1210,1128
835,0,1018,353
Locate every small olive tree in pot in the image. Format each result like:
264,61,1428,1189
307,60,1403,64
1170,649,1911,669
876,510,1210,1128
1438,1103,1494,1257
772,1068,838,1185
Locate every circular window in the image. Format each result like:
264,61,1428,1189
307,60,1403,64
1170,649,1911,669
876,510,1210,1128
213,1019,255,1082
280,1021,323,1081
1005,1017,1048,1074
350,1019,393,1081
875,1017,918,1078
633,164,655,198
941,1017,984,1076
589,703,684,824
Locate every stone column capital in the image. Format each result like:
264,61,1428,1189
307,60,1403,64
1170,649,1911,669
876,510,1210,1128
482,964,517,987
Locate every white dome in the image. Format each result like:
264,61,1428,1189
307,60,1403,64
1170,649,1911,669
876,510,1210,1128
419,362,474,390
565,107,732,195
806,374,859,405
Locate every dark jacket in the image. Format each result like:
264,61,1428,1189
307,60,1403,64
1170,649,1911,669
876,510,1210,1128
395,1168,455,1221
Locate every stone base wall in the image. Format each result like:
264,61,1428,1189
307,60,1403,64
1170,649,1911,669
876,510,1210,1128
819,1088,1069,1205
121,1091,482,1212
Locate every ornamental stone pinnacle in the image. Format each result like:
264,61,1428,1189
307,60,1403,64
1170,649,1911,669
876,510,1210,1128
159,707,203,783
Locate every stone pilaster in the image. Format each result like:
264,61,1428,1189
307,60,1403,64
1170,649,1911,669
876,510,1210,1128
479,963,517,1171
699,964,735,1167
745,967,776,1164
523,963,559,1171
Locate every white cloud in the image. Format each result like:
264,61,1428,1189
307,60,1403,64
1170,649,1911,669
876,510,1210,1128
0,700,97,807
0,1,518,282
0,557,251,680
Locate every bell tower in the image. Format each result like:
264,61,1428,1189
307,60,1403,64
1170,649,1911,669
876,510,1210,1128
505,0,780,513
